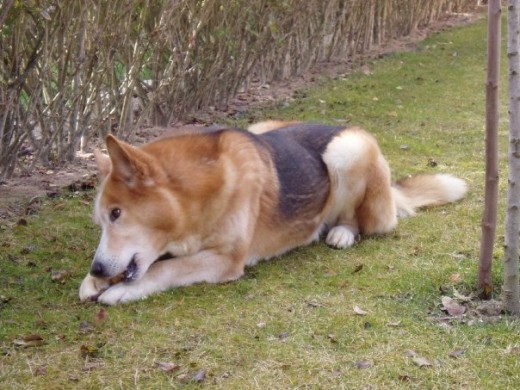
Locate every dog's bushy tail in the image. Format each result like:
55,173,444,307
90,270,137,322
392,174,467,217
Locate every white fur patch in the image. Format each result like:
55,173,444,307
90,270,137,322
326,225,358,248
322,131,367,171
322,131,369,227
434,174,468,202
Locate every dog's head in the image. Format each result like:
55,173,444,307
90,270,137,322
89,135,187,282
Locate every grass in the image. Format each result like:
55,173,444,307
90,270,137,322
2,18,520,389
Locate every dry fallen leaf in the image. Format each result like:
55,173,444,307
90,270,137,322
404,350,418,358
306,299,321,308
476,300,504,316
449,273,462,284
51,270,70,282
95,308,107,325
453,288,473,302
83,362,105,372
323,267,337,277
78,320,94,334
449,349,466,359
412,356,433,368
441,296,466,316
25,334,43,342
34,366,47,376
361,65,372,75
451,252,467,260
13,334,44,348
80,344,100,358
16,218,28,227
353,305,368,316
192,370,206,383
155,361,181,372
354,360,372,369
503,344,520,355
278,332,290,341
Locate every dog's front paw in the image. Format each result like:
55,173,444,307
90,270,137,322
326,225,357,248
97,282,147,305
79,274,111,302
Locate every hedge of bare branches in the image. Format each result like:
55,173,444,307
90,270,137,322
0,0,476,178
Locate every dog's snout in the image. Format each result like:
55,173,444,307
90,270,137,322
90,261,106,278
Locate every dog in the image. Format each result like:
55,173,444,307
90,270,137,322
79,121,467,305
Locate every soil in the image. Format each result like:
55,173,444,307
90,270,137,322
0,10,482,223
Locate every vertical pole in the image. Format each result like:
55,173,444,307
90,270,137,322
503,0,520,314
477,0,501,299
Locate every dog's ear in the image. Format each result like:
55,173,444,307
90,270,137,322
105,135,134,182
105,135,160,185
94,149,111,180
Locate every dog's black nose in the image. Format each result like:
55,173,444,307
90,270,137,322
90,261,105,277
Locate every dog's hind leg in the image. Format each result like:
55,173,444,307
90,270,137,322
355,153,397,236
322,128,397,248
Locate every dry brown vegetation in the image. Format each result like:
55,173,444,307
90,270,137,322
0,0,475,179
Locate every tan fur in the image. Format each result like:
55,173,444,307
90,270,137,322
247,120,299,134
79,122,467,305
392,174,467,217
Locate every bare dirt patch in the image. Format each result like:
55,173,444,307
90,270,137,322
0,11,482,223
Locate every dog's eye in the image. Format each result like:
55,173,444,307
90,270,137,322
109,208,121,222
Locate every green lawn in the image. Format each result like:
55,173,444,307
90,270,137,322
2,18,520,389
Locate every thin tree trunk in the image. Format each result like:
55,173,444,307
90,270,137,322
477,0,501,299
504,0,520,314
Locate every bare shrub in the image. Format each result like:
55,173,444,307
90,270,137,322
0,0,476,178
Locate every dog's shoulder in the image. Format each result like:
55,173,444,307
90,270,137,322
147,126,258,155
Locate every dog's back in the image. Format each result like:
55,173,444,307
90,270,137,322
257,123,345,218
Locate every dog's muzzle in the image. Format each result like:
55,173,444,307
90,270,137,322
90,261,106,278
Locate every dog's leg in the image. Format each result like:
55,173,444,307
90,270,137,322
323,128,398,247
97,250,245,305
322,129,368,248
79,274,111,301
326,223,359,248
355,151,397,236
324,183,360,248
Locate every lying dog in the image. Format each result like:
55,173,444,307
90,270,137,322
79,121,467,305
